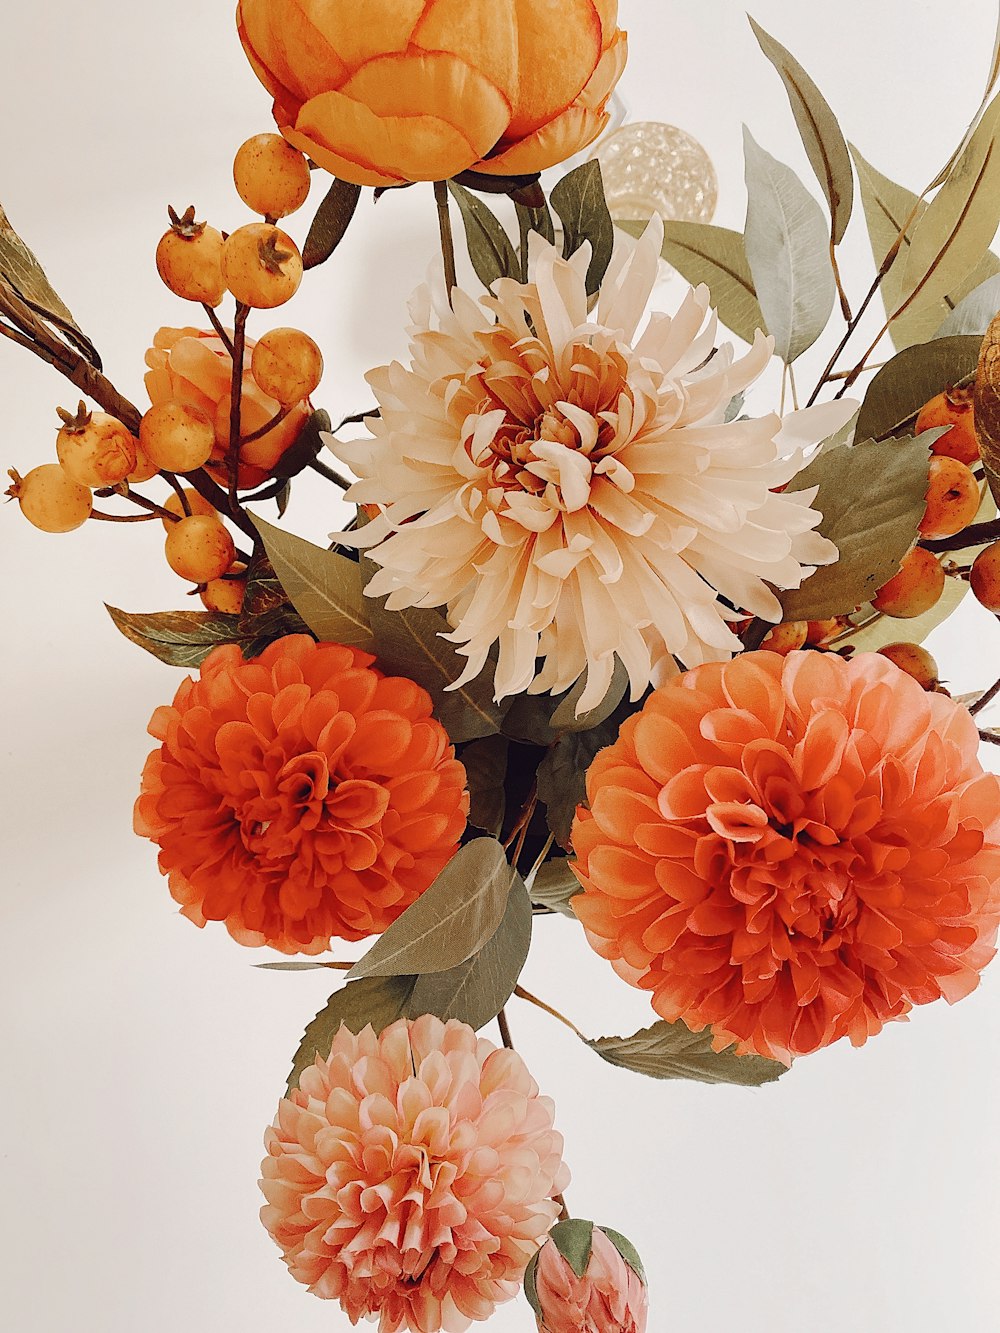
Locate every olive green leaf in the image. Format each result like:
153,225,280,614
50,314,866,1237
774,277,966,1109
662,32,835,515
463,736,509,837
551,160,615,296
537,699,632,848
515,198,556,277
854,335,982,442
926,9,1000,191
935,274,1000,336
105,606,246,668
348,839,517,980
743,128,836,363
586,1020,785,1088
527,858,582,917
748,18,853,243
975,310,1000,507
448,182,521,290
549,659,630,733
303,178,362,270
286,975,417,1093
269,409,332,481
548,1219,596,1278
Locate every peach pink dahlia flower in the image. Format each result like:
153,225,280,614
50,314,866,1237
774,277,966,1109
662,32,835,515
336,219,850,713
527,1223,649,1333
571,650,1000,1062
260,1016,570,1332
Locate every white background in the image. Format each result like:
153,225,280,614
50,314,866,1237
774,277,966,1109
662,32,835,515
3,3,1000,1331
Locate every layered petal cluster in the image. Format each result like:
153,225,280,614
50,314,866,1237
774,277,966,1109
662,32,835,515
571,651,1000,1062
145,326,311,490
237,0,626,186
134,636,468,953
261,1016,570,1332
531,1227,648,1333
337,221,845,713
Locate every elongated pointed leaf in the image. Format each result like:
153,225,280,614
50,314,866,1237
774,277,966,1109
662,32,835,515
748,18,853,243
448,182,520,290
928,8,1000,190
528,858,582,917
586,1020,785,1087
549,658,630,733
463,736,509,837
303,178,362,270
743,129,835,363
348,840,516,980
537,699,633,848
935,273,1000,336
855,335,982,442
551,160,615,296
286,976,417,1092
106,606,244,668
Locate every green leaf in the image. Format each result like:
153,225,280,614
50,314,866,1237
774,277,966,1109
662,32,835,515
617,218,766,344
303,178,362,270
251,514,375,651
523,1253,542,1319
548,1219,595,1278
462,736,509,837
743,128,836,363
407,877,531,1030
255,961,344,971
528,858,582,917
537,700,632,848
748,18,854,243
515,198,556,277
269,409,332,481
549,659,630,733
935,273,1000,336
927,9,1000,191
105,606,245,668
586,1020,785,1088
550,160,615,296
448,182,521,290
779,436,932,621
854,335,982,443
348,839,517,980
600,1229,647,1285
287,975,417,1093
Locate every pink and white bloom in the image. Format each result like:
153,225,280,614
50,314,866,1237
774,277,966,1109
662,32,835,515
335,219,852,711
527,1222,649,1333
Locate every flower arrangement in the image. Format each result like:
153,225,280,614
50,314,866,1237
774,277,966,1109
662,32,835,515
5,3,1000,1329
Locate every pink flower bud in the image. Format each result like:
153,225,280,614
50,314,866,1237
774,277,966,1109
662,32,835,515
526,1221,649,1333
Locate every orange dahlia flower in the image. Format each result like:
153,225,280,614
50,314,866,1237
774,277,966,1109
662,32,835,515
145,326,311,490
134,636,469,953
261,1015,570,1332
571,651,1000,1063
236,0,627,187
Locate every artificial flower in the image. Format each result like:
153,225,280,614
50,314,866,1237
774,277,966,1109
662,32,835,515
260,1015,570,1332
337,219,850,713
236,0,627,187
134,635,469,953
527,1223,648,1333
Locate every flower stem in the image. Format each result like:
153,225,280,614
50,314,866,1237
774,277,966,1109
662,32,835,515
514,984,586,1041
202,303,236,356
308,457,353,489
922,517,1000,554
497,1007,515,1050
227,304,250,511
970,675,1000,717
433,181,458,307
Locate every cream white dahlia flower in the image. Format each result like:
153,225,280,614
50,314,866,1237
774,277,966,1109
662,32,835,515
335,218,850,712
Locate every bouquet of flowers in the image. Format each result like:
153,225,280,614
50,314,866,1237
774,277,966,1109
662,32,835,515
6,4,1000,1329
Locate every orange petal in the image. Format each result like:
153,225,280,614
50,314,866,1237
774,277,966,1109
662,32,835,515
474,105,608,177
238,0,348,106
507,0,602,138
415,0,520,103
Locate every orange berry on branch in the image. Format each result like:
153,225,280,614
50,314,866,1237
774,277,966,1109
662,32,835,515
760,621,808,655
160,488,216,531
164,514,237,583
200,562,248,614
872,547,946,618
55,403,137,488
6,464,93,533
915,385,980,465
233,134,311,219
251,327,323,405
222,223,302,309
140,400,215,473
970,541,1000,613
918,455,980,539
878,642,940,691
155,205,227,308
805,618,844,646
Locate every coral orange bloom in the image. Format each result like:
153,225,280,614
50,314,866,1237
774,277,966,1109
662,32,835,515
236,0,627,187
135,636,469,953
145,326,311,489
528,1224,649,1333
261,1016,570,1332
571,651,1000,1062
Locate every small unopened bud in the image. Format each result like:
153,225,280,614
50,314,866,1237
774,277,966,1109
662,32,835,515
525,1220,648,1333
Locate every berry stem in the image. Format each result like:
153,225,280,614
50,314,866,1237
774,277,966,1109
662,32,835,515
497,1007,515,1050
240,404,291,446
978,729,1000,746
202,304,236,357
227,304,251,511
922,517,1000,554
308,457,353,490
89,508,160,523
161,471,193,517
433,181,458,307
94,484,180,523
970,675,1000,717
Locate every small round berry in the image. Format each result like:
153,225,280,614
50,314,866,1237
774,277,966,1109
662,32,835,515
970,541,1000,613
56,403,137,487
222,223,303,309
878,642,940,691
918,456,980,539
140,401,215,473
200,561,248,614
160,488,216,531
916,385,980,465
251,327,323,405
805,619,843,646
233,134,311,219
6,464,93,532
155,206,226,307
872,547,946,618
761,622,808,655
164,514,236,583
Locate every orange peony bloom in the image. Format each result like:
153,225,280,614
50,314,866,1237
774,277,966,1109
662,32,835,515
145,326,311,490
236,0,627,187
134,636,469,953
261,1015,570,1332
571,651,1000,1062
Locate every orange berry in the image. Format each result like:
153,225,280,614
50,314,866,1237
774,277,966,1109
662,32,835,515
251,327,323,405
160,488,216,531
140,401,215,473
970,541,1000,613
128,443,160,484
872,547,946,618
761,622,808,655
233,134,311,219
164,514,236,583
200,562,248,614
918,456,980,539
805,619,843,646
56,404,137,487
878,642,940,691
7,464,92,532
915,385,980,465
222,223,302,309
155,206,226,307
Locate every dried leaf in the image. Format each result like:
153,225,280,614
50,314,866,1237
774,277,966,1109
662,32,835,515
779,436,932,621
448,182,520,290
286,976,417,1093
106,606,244,668
348,840,517,980
462,736,509,837
935,274,1000,337
528,858,582,917
586,1020,785,1088
550,160,615,296
855,335,982,443
303,178,362,270
975,311,1000,506
743,129,835,363
749,18,854,243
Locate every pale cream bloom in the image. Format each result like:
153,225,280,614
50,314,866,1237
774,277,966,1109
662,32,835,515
335,219,850,712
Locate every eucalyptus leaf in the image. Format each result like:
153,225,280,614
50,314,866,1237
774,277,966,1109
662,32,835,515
251,514,375,650
105,606,245,668
549,658,630,733
0,201,99,366
586,1020,785,1088
303,178,362,270
927,8,1000,191
537,700,632,848
528,858,582,917
550,160,615,296
448,182,521,290
463,735,509,837
348,839,517,980
407,878,531,1031
935,274,1000,337
743,129,836,363
617,218,766,344
748,18,854,243
854,335,982,442
286,975,417,1093
779,435,932,621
